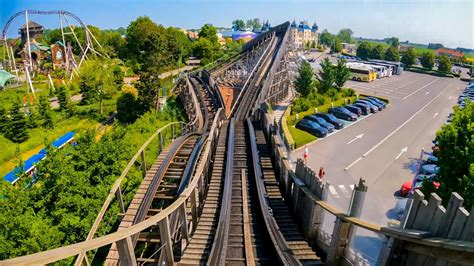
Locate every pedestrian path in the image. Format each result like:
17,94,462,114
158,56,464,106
271,87,295,127
326,183,355,199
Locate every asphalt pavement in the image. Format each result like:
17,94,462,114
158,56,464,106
292,72,465,226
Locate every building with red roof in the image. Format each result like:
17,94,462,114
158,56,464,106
436,48,465,59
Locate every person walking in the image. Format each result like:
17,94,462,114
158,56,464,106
318,166,325,180
303,146,309,163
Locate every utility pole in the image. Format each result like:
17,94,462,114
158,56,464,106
25,10,33,71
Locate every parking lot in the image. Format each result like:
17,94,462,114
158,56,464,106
346,71,440,100
293,71,465,224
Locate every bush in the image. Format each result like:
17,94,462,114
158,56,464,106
404,66,454,78
292,97,310,113
341,88,356,97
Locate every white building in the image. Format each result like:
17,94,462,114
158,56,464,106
289,20,319,49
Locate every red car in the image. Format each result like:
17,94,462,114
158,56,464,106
400,175,440,197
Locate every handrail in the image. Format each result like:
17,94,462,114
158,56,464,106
1,110,226,265
246,118,298,265
208,118,234,265
228,32,276,118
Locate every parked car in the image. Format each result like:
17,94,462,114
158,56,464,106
329,107,357,121
352,103,370,115
355,100,378,113
365,97,387,108
360,98,384,110
304,115,335,132
314,113,344,129
426,155,438,164
344,105,362,116
400,174,440,197
296,119,329,138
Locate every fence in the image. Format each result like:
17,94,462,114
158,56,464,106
256,109,474,265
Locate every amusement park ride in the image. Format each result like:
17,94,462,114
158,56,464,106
0,10,106,96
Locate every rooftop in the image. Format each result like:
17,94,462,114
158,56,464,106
19,21,43,30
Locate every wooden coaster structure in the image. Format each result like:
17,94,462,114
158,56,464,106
0,9,106,96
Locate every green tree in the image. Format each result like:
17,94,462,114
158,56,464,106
0,107,7,131
370,44,385,59
136,71,161,112
57,86,70,112
422,103,474,209
334,59,350,90
193,38,219,65
123,16,162,68
294,61,315,97
317,58,335,94
38,95,54,129
356,41,372,60
438,55,452,72
336,28,353,43
385,46,400,62
419,51,435,69
232,19,246,31
4,102,28,143
319,29,334,46
386,37,400,48
116,92,139,123
331,39,343,53
198,24,218,45
401,48,416,66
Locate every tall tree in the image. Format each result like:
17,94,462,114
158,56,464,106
57,85,73,117
386,37,400,48
317,58,335,94
438,55,452,72
334,59,350,90
38,96,54,129
232,19,246,31
419,51,435,69
319,29,334,46
401,48,417,66
422,103,474,209
123,16,162,67
370,44,385,59
4,102,28,143
293,61,315,98
136,71,161,112
116,92,139,123
331,39,343,53
385,46,400,62
198,24,218,45
336,28,353,43
356,41,372,60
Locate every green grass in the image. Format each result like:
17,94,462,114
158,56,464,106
288,125,317,149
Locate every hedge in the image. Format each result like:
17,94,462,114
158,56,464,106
281,105,295,150
404,66,454,78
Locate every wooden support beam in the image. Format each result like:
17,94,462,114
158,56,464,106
190,188,198,227
140,150,147,178
158,132,163,154
179,203,189,242
115,186,126,215
326,217,351,266
158,217,174,265
116,236,137,266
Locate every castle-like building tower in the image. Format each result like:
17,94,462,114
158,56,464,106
289,20,319,49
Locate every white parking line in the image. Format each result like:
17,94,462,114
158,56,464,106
339,185,349,194
402,78,440,100
345,82,453,169
328,185,340,198
349,184,355,190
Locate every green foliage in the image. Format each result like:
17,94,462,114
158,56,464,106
319,29,334,47
419,51,435,70
246,18,261,30
386,37,400,48
4,102,28,143
401,48,417,66
332,39,343,53
116,92,139,123
232,19,246,31
294,61,315,97
422,103,474,209
356,41,372,60
57,85,74,117
79,59,123,114
317,58,335,94
370,44,385,59
385,46,400,62
334,59,350,90
193,38,219,64
438,55,452,72
198,24,218,45
136,71,161,113
404,66,454,78
38,95,54,129
336,29,353,43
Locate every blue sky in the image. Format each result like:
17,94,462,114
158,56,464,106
1,0,473,49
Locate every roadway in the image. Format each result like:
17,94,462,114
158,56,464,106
293,71,464,220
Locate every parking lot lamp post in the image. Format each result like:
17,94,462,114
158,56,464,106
314,108,318,113
296,114,299,121
331,102,334,108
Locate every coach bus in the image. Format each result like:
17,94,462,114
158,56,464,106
348,66,376,82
